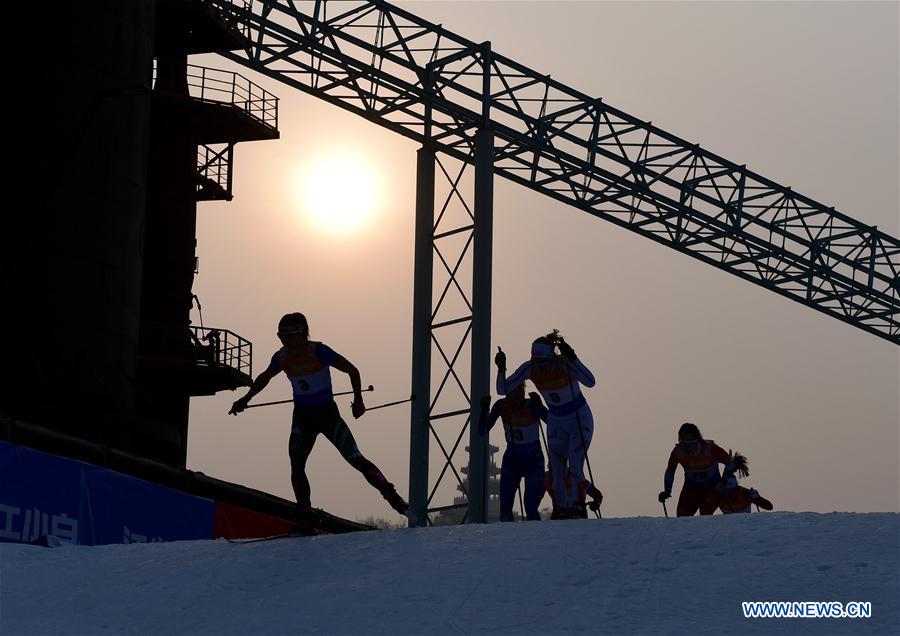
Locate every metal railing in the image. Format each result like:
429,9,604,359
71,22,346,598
190,326,252,377
140,322,252,378
153,61,278,130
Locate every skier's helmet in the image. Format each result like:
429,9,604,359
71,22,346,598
509,381,527,399
678,422,701,442
531,336,555,359
278,312,308,337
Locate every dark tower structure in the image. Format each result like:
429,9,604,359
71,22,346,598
139,0,279,465
4,0,278,468
4,1,155,443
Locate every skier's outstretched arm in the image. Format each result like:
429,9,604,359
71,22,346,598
565,358,595,388
557,339,595,387
331,355,366,418
750,489,774,511
229,366,280,415
527,393,549,423
712,443,737,476
659,448,678,501
498,361,531,395
478,398,503,436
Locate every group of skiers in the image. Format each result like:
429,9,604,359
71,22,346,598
229,313,772,533
659,422,772,516
485,331,602,521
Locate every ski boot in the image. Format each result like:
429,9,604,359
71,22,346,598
383,488,421,525
291,505,318,536
383,488,409,515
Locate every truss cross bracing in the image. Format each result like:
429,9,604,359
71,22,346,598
408,135,494,526
212,0,900,521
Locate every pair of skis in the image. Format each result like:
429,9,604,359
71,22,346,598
225,530,325,544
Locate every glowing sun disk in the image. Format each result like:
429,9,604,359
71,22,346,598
301,155,378,235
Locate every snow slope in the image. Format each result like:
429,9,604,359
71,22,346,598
1,512,897,635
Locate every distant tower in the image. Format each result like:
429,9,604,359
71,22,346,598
432,444,504,525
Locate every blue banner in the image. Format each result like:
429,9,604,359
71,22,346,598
0,441,214,545
0,441,83,544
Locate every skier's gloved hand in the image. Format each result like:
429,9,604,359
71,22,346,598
351,399,366,419
480,395,491,411
229,396,250,416
494,347,506,371
557,339,577,361
749,488,760,499
658,490,671,503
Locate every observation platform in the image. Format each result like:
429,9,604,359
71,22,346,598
138,323,253,397
153,62,280,144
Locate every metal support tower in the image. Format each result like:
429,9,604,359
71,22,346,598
408,131,494,526
408,43,495,526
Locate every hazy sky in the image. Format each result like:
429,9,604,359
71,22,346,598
188,1,899,523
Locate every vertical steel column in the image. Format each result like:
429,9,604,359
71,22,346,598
466,128,494,524
466,42,495,523
409,143,435,527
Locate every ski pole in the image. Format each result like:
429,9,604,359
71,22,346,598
245,385,374,409
563,345,599,519
497,346,526,521
662,500,668,518
365,394,415,412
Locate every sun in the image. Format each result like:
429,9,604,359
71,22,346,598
299,153,380,235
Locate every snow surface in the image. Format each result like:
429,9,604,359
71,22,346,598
1,512,898,635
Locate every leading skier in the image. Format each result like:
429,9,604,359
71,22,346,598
229,312,410,534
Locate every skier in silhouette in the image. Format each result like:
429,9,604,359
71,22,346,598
658,422,740,517
717,469,773,514
229,312,409,533
478,383,547,521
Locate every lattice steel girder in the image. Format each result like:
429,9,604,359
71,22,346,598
217,0,900,343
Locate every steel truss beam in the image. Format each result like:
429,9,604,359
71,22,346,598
218,0,899,344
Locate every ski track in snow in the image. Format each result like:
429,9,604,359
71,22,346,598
1,512,897,635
